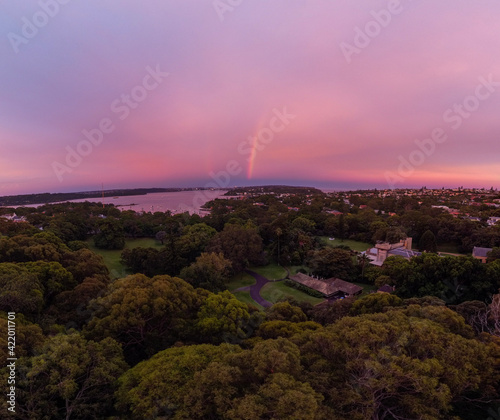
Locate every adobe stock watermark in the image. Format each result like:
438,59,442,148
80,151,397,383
213,0,243,22
184,107,297,213
385,73,500,188
339,0,411,64
7,0,72,54
52,65,169,182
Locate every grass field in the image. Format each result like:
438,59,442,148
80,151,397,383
260,281,325,305
318,237,372,252
249,264,287,280
226,271,256,291
232,291,264,310
86,237,163,278
353,282,377,296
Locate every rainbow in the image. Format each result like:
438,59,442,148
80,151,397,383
247,117,267,179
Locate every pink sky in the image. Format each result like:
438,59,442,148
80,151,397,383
1,0,500,195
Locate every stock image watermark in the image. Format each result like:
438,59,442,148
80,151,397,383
385,73,500,188
184,106,296,213
52,65,169,182
7,0,72,54
213,0,244,22
6,312,16,414
339,0,412,64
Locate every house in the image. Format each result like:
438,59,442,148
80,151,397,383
0,213,27,223
366,237,421,266
289,272,362,299
325,210,342,216
472,246,492,263
487,217,500,226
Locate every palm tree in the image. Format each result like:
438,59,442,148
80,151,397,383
357,253,371,281
275,227,282,265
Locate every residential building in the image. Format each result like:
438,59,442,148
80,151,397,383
366,237,421,266
289,273,362,299
472,246,492,263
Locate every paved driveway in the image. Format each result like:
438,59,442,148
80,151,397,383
244,269,273,308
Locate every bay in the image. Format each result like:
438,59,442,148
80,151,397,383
25,190,228,214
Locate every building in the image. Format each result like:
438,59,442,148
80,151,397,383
0,213,27,223
472,246,492,263
366,238,421,266
325,209,342,216
488,217,500,226
289,272,362,299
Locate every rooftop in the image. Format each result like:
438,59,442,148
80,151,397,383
472,247,492,258
289,273,362,297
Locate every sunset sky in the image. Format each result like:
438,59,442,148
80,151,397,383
1,0,500,195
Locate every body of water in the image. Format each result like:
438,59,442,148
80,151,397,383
26,190,228,214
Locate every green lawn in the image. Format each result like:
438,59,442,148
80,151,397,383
226,272,256,291
352,282,377,296
232,291,264,310
86,237,164,278
249,264,287,280
260,281,325,306
318,237,373,252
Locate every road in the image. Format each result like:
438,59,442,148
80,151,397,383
244,269,273,308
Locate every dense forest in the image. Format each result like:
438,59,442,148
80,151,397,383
2,187,500,419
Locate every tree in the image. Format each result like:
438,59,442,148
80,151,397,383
385,254,498,303
176,223,217,263
19,332,127,420
180,252,232,291
24,261,76,304
0,231,66,264
115,344,240,419
418,229,437,252
120,247,162,277
370,220,389,242
385,226,407,243
275,227,282,264
93,218,125,250
0,263,44,316
487,247,500,263
299,311,500,419
307,248,354,280
290,217,316,233
155,230,167,245
265,301,308,323
374,274,393,289
208,223,264,273
196,290,251,344
0,314,45,361
61,248,109,283
357,253,371,281
349,293,403,315
47,274,110,328
227,373,323,420
308,297,355,325
85,274,204,363
256,320,321,340
337,214,345,240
